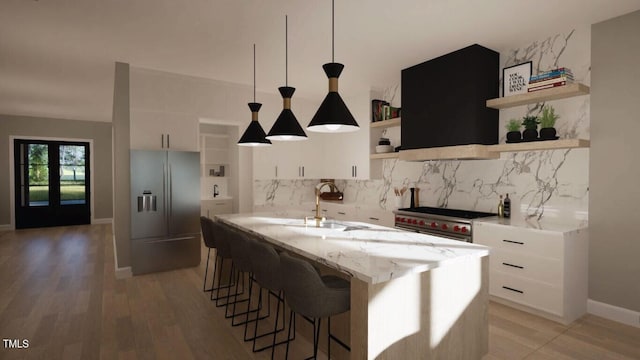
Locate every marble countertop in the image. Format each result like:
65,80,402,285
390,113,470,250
475,216,588,233
215,211,489,284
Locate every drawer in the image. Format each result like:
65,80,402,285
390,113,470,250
490,271,563,316
474,223,564,259
202,199,233,216
489,249,563,285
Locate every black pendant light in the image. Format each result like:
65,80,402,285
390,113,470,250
307,0,359,133
266,16,308,141
238,44,272,147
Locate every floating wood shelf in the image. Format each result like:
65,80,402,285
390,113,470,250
488,138,590,152
370,117,401,128
399,144,500,161
486,83,590,109
370,152,400,160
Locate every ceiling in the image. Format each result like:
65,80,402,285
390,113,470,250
2,0,640,123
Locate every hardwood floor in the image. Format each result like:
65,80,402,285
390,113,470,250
1,224,638,359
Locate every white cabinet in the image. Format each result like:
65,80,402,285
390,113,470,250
321,94,371,180
253,138,322,180
130,110,199,151
473,221,588,325
201,199,233,218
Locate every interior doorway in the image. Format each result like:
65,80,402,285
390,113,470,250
13,139,91,229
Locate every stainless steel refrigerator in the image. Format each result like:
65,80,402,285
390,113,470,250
130,150,201,275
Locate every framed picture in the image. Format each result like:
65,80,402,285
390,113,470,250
502,61,532,97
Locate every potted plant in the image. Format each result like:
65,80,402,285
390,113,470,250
539,105,559,140
521,115,540,141
505,118,522,143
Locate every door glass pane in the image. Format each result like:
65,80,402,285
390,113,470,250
28,144,49,206
59,145,86,205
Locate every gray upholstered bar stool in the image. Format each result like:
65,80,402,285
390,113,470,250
226,227,262,325
209,220,237,306
200,216,216,292
279,252,351,360
245,239,291,358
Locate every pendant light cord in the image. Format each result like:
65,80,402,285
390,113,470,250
253,44,256,102
332,0,335,62
285,15,288,86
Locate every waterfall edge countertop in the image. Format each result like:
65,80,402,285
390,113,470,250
215,211,489,284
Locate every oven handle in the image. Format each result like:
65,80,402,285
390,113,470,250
394,225,472,242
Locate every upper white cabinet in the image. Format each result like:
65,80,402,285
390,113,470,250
130,110,199,151
321,93,371,179
129,68,199,151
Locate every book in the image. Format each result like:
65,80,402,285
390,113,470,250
527,81,567,92
528,76,573,88
530,69,573,81
529,73,574,84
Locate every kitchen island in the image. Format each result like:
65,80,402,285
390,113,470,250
216,211,489,359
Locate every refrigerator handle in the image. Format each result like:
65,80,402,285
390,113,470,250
168,163,173,221
163,162,168,227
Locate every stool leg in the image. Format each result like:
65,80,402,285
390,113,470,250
285,309,295,360
202,248,211,291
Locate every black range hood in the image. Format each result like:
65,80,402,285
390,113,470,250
400,44,499,159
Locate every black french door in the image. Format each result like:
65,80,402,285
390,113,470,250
14,139,91,229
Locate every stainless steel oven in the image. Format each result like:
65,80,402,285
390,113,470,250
393,207,497,242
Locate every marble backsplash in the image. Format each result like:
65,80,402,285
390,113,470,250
254,26,590,225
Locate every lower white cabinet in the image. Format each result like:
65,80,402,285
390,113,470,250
201,199,233,218
473,220,588,324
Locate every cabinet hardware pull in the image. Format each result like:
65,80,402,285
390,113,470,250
167,134,170,148
354,165,357,177
275,166,278,178
161,134,165,148
338,211,346,215
502,286,524,294
369,217,379,221
302,166,304,177
502,262,524,269
503,239,524,245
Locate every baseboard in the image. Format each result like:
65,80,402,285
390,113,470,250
112,233,132,279
93,218,113,224
115,266,133,279
0,224,13,231
588,299,640,328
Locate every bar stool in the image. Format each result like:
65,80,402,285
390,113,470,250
279,252,351,359
245,239,291,358
209,220,238,306
200,216,216,292
226,227,263,325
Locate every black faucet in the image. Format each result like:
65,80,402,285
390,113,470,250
213,184,219,198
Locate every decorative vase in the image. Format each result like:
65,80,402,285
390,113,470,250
522,129,538,141
539,127,557,140
506,131,522,143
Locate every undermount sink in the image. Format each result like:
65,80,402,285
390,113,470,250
314,219,369,231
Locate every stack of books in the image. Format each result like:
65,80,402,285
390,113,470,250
527,67,574,92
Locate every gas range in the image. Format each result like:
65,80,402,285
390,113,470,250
393,206,497,242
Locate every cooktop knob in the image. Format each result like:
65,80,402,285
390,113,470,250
441,224,448,230
418,220,425,226
453,225,460,232
431,222,437,228
461,227,468,233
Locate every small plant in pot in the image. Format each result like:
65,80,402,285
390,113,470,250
505,118,522,143
539,105,559,140
521,115,540,141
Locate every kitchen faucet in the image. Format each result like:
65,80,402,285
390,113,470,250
307,181,340,227
213,184,219,198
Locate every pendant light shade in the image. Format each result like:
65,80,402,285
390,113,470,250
307,0,359,133
238,45,272,147
266,15,307,141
